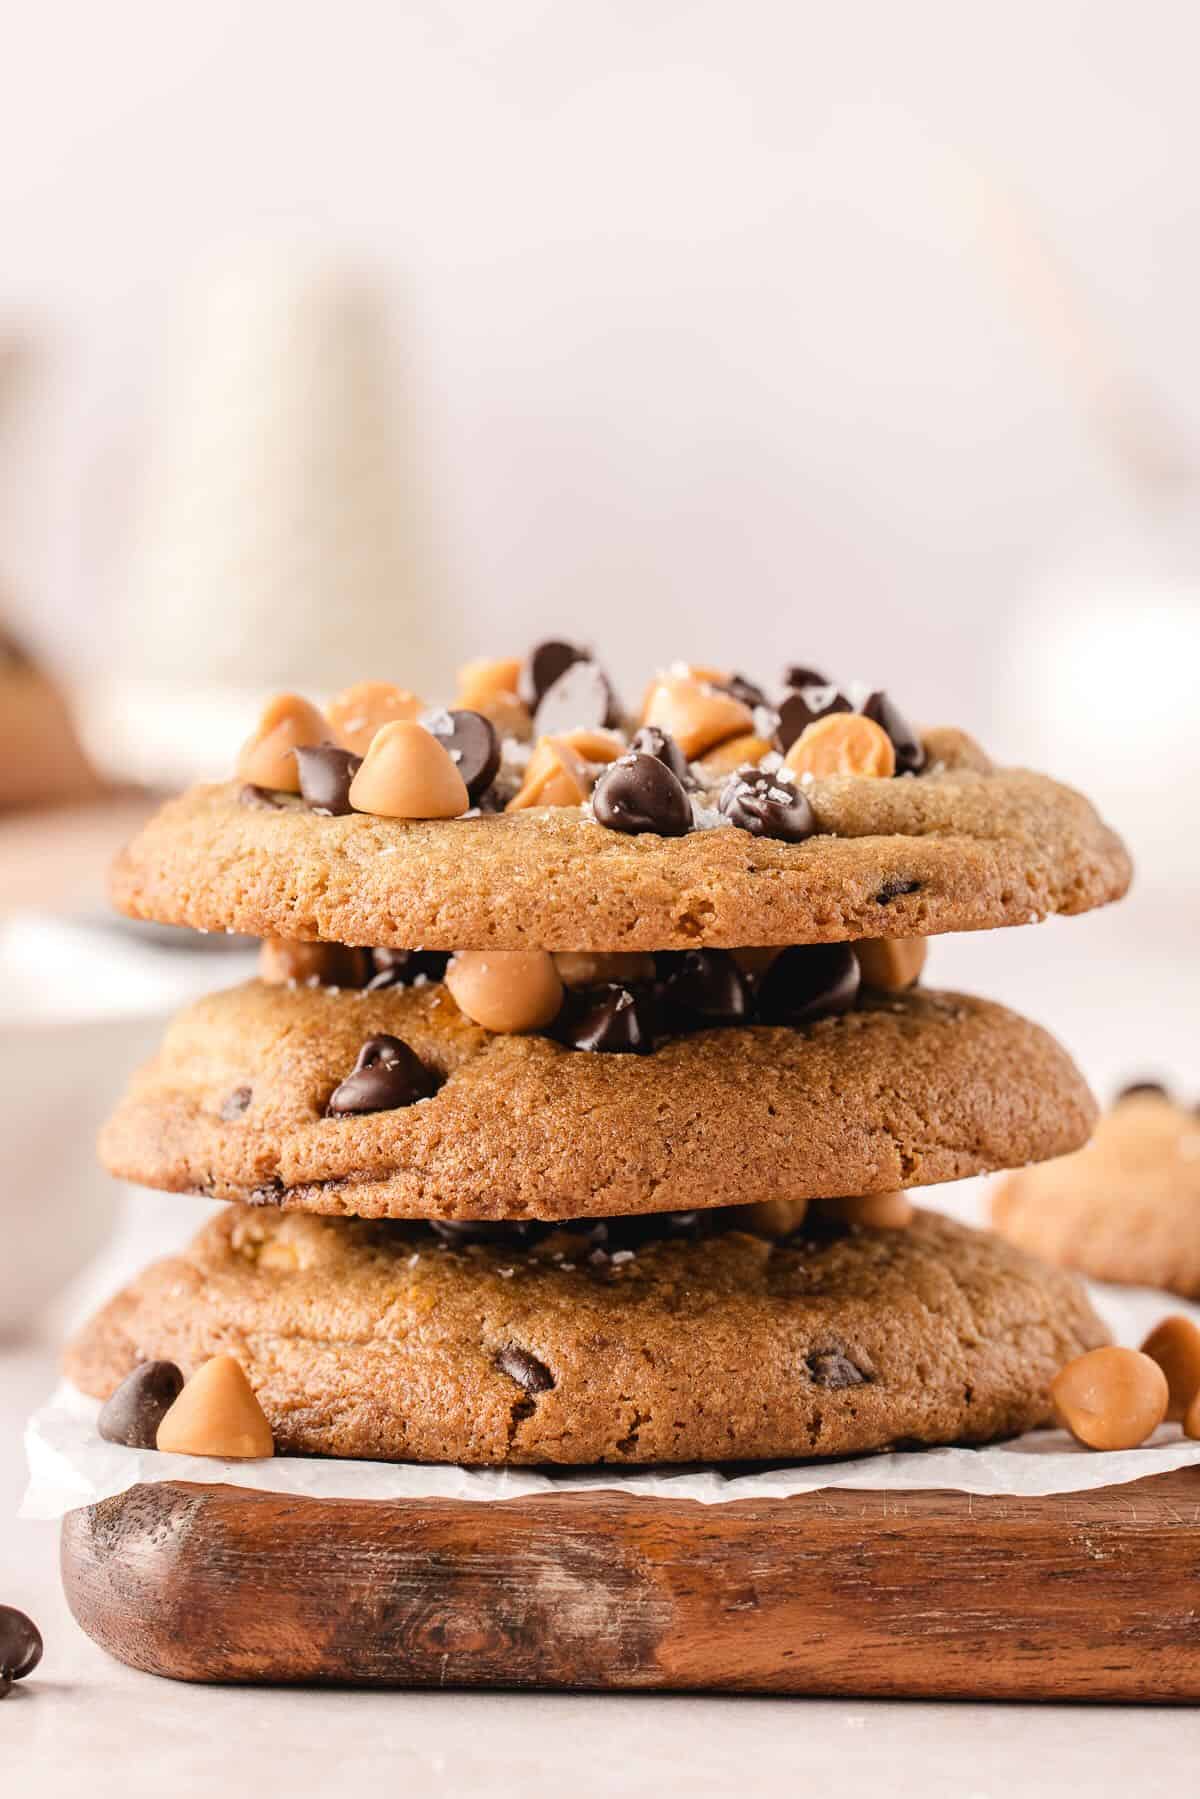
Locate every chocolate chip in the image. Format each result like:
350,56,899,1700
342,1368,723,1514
719,764,816,842
861,691,925,775
659,950,752,1029
783,664,830,690
806,1350,869,1389
874,877,921,905
219,1085,253,1121
326,1034,436,1115
495,1346,554,1394
1116,1079,1170,1102
629,724,695,788
777,685,852,752
533,661,616,737
592,753,691,837
0,1607,42,1689
719,672,768,711
295,745,363,815
424,709,500,802
97,1360,185,1449
524,640,589,707
757,944,861,1025
429,1219,551,1248
367,948,451,990
556,983,657,1053
238,784,285,810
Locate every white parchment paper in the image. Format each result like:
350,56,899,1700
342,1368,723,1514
21,1279,1200,1517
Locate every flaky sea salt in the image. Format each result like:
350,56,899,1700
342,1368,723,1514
420,707,455,736
610,1249,635,1266
689,795,730,831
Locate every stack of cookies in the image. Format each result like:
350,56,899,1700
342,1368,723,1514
68,647,1131,1466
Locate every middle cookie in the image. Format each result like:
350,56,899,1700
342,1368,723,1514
100,977,1096,1221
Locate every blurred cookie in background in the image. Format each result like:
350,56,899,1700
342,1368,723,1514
992,1083,1200,1298
0,612,104,812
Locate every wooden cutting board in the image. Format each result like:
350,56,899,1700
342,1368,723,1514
60,1469,1200,1699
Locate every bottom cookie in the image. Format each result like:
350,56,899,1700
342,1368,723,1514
65,1206,1106,1465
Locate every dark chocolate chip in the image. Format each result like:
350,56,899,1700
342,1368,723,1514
97,1360,185,1449
556,983,657,1054
495,1346,554,1394
238,783,285,809
1116,1080,1169,1102
219,1085,253,1121
783,664,830,690
719,672,768,711
592,752,691,837
777,685,852,752
719,764,816,843
0,1607,42,1686
874,877,921,905
326,1034,436,1115
757,944,861,1025
295,745,363,815
629,724,695,788
533,661,616,737
524,639,589,707
424,709,500,803
659,950,752,1030
861,691,925,775
367,948,451,990
428,1219,550,1248
806,1350,869,1389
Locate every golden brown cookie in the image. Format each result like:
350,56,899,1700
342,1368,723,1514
64,1206,1106,1465
992,1092,1200,1297
108,731,1130,952
99,978,1096,1221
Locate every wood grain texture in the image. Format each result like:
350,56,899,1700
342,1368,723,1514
61,1472,1200,1699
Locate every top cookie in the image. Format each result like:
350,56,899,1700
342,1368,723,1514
108,651,1131,951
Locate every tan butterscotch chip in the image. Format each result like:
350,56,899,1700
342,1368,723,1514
727,1198,809,1238
785,712,896,780
506,736,592,810
1185,1390,1200,1440
1139,1316,1200,1422
259,940,369,990
327,681,424,757
348,721,469,820
553,951,657,988
854,937,928,992
236,694,330,793
155,1354,274,1459
473,689,533,742
827,1192,915,1230
697,733,775,779
1051,1346,1168,1450
556,728,626,764
456,657,521,711
445,950,564,1033
642,673,755,759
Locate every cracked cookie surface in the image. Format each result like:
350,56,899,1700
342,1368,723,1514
98,979,1097,1221
64,1207,1107,1464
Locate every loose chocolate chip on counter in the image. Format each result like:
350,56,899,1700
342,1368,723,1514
776,684,852,751
295,745,364,815
719,764,816,842
327,1034,436,1115
98,1360,185,1448
1116,1079,1169,1102
367,948,452,990
719,672,768,711
592,753,691,837
556,983,658,1054
659,949,752,1030
495,1345,555,1394
524,639,590,708
0,1606,43,1692
423,709,501,802
861,691,925,775
628,724,695,788
757,943,861,1025
533,660,617,737
219,1085,253,1121
806,1350,870,1389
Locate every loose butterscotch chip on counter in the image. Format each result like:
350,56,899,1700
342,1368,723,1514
642,673,755,759
1139,1316,1200,1422
327,681,424,757
1051,1346,1168,1450
155,1355,275,1459
259,939,370,989
236,693,330,793
554,950,657,988
456,656,522,711
445,949,564,1033
506,736,592,810
827,1192,915,1230
785,712,896,780
854,937,928,992
348,721,469,819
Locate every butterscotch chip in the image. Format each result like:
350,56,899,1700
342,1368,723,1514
556,728,625,764
506,736,592,810
66,1208,1107,1466
259,940,369,989
728,1198,809,1238
1139,1316,1200,1421
236,694,330,793
155,1354,274,1459
473,690,533,742
642,674,755,759
697,733,775,779
1185,1390,1200,1440
854,937,928,992
1051,1346,1168,1450
456,657,521,711
553,951,657,988
348,721,469,820
827,1192,915,1229
327,682,424,757
785,713,896,780
445,950,564,1033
